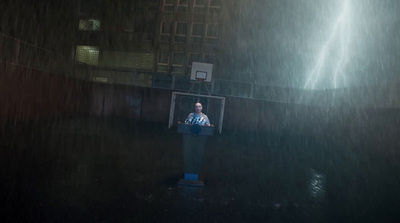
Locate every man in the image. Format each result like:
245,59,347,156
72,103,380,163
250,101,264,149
180,102,210,185
185,102,210,126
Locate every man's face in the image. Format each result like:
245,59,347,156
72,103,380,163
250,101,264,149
194,103,202,113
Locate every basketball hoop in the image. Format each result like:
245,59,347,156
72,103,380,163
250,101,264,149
191,62,212,82
196,77,206,82
189,63,212,95
195,71,207,81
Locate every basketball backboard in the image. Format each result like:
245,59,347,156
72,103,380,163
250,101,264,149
190,62,213,82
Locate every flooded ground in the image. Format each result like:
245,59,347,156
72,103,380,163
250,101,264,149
1,117,400,222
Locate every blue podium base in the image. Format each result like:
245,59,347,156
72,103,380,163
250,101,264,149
177,179,204,187
184,173,198,181
177,173,204,187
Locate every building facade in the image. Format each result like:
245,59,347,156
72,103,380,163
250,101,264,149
75,0,222,86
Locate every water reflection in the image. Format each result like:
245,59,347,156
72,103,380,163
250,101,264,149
308,168,326,200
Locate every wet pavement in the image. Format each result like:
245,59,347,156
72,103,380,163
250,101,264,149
1,117,400,222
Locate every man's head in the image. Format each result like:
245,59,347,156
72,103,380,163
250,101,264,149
194,102,203,114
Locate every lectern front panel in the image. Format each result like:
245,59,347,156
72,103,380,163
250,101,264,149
177,123,214,136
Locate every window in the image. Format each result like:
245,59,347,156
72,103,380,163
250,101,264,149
188,53,201,67
157,51,169,72
172,52,184,66
191,23,204,44
143,33,154,41
172,52,185,73
192,23,204,36
208,0,221,14
158,52,169,65
79,19,101,31
175,22,187,43
75,46,99,65
163,0,174,12
206,24,219,39
209,0,221,7
178,0,189,12
195,0,206,5
161,21,172,33
160,21,172,42
204,54,216,64
194,0,206,13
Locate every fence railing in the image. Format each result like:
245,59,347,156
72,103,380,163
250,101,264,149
2,32,397,108
74,64,339,106
75,64,400,108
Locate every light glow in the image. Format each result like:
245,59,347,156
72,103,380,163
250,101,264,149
304,0,352,89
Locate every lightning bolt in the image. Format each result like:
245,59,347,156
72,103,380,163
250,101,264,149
304,0,351,90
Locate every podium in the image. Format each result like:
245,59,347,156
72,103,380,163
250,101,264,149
177,123,214,136
177,123,214,187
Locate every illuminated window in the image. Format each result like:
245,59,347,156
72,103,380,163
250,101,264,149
75,46,99,65
175,22,187,43
160,21,172,42
79,19,101,31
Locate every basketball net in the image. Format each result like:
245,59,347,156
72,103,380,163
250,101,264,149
188,77,210,95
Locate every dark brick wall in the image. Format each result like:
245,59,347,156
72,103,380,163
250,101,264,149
2,62,400,151
0,63,89,123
